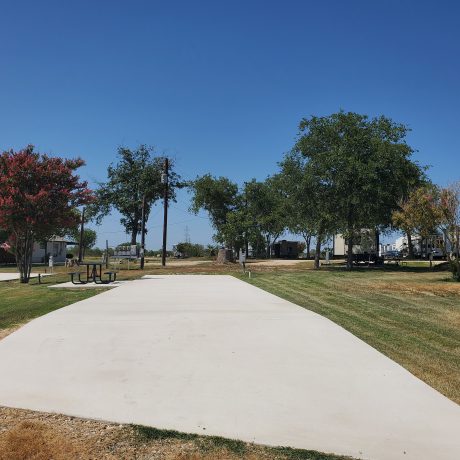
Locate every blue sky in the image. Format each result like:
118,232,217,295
1,1,459,249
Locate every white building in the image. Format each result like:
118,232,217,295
31,237,76,264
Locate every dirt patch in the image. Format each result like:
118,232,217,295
0,420,78,460
0,406,348,460
0,406,256,459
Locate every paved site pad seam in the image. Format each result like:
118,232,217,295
0,275,458,460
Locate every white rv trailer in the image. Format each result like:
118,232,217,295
333,230,381,263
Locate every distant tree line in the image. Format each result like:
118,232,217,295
174,242,219,258
1,113,458,282
190,111,459,278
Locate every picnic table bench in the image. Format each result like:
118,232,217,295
69,272,86,285
104,271,117,282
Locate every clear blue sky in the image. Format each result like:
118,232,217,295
1,0,459,249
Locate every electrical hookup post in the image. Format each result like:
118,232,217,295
239,248,246,273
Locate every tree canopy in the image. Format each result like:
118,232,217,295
68,227,97,259
189,174,240,247
278,151,336,267
438,183,460,280
0,145,92,282
293,111,425,268
190,175,287,256
392,184,441,257
244,177,287,257
91,145,181,245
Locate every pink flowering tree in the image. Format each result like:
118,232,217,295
0,146,93,283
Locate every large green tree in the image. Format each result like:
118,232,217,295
244,177,287,258
68,227,97,259
91,145,180,245
190,174,240,247
279,151,335,268
294,112,425,268
190,175,284,257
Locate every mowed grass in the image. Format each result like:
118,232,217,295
241,268,460,404
133,425,354,460
0,275,100,332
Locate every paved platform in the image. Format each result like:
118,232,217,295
48,280,127,289
0,275,458,460
0,272,50,282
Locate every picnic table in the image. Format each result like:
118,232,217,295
69,262,117,285
80,262,103,283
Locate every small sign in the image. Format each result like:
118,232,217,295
114,245,139,258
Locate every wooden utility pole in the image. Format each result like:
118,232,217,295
161,158,169,267
78,208,85,263
140,194,146,269
105,239,109,269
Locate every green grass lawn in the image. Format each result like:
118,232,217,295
241,268,460,404
0,275,100,332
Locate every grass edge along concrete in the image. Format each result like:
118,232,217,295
133,424,357,460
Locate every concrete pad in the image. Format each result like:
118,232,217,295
0,272,50,282
48,281,128,289
0,275,458,460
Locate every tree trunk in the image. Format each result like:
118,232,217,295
304,234,312,259
407,231,414,259
130,227,138,246
16,232,34,283
346,233,354,270
346,206,354,270
314,235,322,269
455,227,460,282
266,237,271,259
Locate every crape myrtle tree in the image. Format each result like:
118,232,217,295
294,111,425,269
0,146,93,283
90,145,181,245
